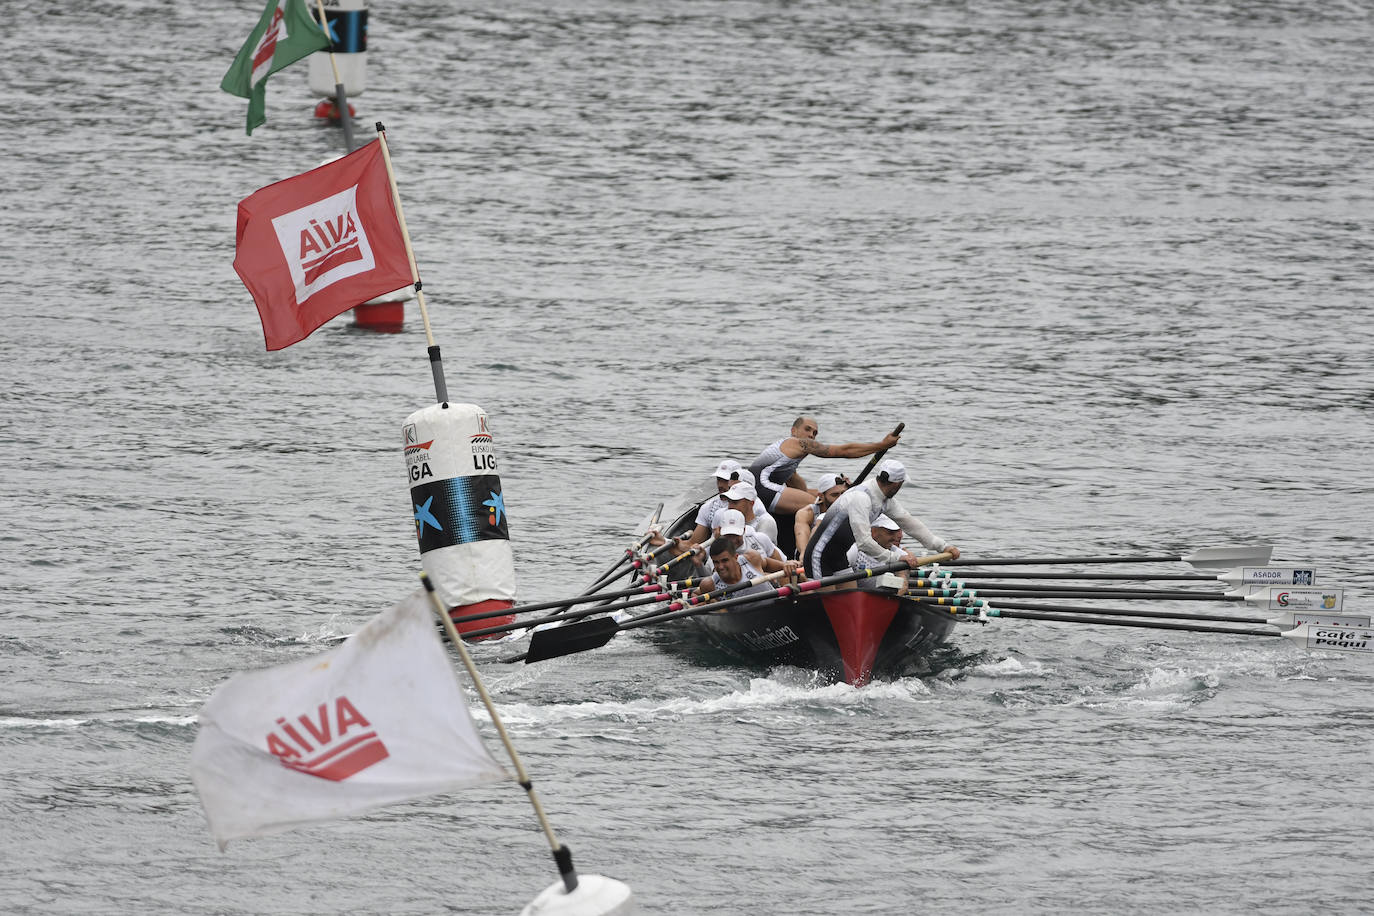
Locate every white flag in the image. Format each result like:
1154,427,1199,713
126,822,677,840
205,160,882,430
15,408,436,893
191,589,509,849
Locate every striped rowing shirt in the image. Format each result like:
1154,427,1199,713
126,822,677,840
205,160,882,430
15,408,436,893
749,439,804,509
846,542,895,572
709,556,773,600
695,494,772,531
802,480,947,579
739,525,782,560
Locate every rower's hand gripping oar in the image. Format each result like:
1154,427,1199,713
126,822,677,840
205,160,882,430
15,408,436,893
850,422,904,487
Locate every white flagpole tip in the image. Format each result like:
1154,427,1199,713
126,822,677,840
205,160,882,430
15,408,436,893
521,874,635,916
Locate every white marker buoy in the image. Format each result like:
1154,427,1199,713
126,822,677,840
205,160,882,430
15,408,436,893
309,0,367,115
521,874,636,916
403,403,516,631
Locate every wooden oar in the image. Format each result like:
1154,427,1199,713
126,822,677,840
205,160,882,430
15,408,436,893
896,577,1238,600
461,586,691,640
944,545,1273,570
576,504,661,592
942,604,1282,638
918,582,1346,611
450,582,672,627
923,583,1238,600
849,422,904,486
919,565,1319,586
934,604,1374,655
482,566,806,650
926,569,1222,581
511,551,954,664
918,598,1272,626
940,598,1370,629
907,573,1362,625
501,570,794,662
578,535,676,598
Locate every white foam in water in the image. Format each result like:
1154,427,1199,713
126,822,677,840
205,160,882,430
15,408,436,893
0,717,89,730
968,656,1051,678
480,673,932,726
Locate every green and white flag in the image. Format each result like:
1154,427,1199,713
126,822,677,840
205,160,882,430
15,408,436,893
221,0,330,135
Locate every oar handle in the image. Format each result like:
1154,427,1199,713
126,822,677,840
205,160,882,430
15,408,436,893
850,423,904,487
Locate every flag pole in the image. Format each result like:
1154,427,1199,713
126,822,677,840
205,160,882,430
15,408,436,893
311,0,356,152
421,574,581,894
374,122,449,404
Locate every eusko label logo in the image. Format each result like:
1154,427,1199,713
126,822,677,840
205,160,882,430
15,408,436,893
271,185,377,302
403,423,433,459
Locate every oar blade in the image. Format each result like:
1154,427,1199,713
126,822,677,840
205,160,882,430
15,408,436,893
523,616,621,663
1238,586,1344,611
1283,624,1374,655
1217,566,1317,586
1183,545,1273,568
1268,611,1370,630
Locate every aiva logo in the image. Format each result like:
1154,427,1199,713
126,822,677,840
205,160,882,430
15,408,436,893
265,696,389,781
271,185,377,301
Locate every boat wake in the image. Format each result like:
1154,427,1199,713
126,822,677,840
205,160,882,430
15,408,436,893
472,674,941,728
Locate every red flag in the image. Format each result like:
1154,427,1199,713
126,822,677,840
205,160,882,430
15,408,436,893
233,140,414,350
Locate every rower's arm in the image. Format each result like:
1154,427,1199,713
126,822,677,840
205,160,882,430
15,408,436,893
848,494,894,560
678,524,710,549
885,499,948,552
793,506,815,558
793,432,901,460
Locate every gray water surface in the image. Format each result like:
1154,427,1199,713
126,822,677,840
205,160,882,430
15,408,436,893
3,1,1373,913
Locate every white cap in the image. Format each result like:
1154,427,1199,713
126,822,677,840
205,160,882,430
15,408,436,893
877,459,907,483
873,514,901,531
815,472,843,493
723,480,757,502
717,508,747,536
714,459,744,481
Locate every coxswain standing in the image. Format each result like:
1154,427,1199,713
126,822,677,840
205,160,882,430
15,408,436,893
802,459,960,580
748,416,901,516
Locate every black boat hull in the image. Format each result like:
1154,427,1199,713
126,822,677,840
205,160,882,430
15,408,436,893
679,586,957,685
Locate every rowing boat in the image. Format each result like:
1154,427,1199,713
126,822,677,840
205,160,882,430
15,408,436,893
653,502,956,686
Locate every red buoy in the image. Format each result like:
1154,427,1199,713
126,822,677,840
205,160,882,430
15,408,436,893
450,598,517,641
351,300,404,332
313,98,358,120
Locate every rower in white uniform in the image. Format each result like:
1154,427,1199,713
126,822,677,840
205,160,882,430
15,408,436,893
714,479,778,541
669,459,775,553
715,508,786,563
748,416,900,516
802,459,960,580
694,539,793,601
793,472,849,560
847,514,904,571
846,514,911,594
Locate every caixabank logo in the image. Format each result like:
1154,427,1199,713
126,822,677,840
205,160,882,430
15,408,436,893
411,475,510,553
